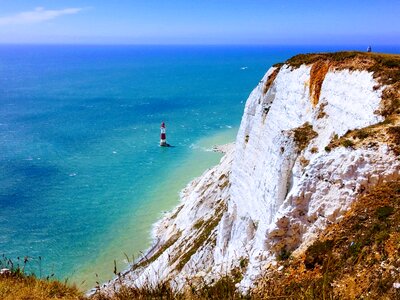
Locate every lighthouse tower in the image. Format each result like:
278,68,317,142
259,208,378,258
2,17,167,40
160,122,167,146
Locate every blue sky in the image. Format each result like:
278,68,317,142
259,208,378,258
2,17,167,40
0,0,399,45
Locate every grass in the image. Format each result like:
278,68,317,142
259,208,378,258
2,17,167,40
193,219,206,230
91,282,177,300
304,240,334,269
277,248,292,261
286,51,400,73
0,274,83,300
286,51,360,68
353,128,371,139
376,205,394,220
387,125,400,144
316,102,327,119
310,147,318,154
239,258,249,269
91,275,250,300
0,256,83,300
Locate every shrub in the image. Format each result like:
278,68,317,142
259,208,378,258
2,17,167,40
293,123,318,152
310,146,318,153
277,248,291,261
304,240,334,269
387,126,400,144
376,206,394,220
354,129,370,139
341,139,354,148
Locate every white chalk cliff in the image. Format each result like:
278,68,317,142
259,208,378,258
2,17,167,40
102,55,400,294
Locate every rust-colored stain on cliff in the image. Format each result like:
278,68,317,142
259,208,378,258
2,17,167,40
263,67,281,94
309,61,330,107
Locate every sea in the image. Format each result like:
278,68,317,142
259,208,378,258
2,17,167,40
0,44,398,289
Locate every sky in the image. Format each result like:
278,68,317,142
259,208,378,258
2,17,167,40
0,0,399,45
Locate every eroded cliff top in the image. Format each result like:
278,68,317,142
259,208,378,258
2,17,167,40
278,52,400,107
265,51,400,154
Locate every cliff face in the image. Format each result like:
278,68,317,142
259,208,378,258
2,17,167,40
101,52,400,294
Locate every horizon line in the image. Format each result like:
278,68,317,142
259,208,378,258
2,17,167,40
0,42,399,47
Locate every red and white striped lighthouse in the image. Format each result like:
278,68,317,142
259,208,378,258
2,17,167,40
160,122,167,146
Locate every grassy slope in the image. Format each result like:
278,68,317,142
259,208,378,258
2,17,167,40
0,274,83,300
253,181,400,300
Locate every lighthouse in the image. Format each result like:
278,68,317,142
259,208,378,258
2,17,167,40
160,122,167,146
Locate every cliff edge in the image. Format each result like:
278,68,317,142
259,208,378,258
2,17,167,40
99,52,400,298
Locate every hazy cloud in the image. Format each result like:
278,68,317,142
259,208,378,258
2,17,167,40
0,7,84,26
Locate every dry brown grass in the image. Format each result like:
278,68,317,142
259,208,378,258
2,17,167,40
90,276,250,300
0,273,84,300
253,180,400,300
380,82,400,117
286,51,400,75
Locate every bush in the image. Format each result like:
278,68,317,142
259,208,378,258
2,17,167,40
376,206,394,220
354,129,370,139
277,249,291,261
341,139,354,148
293,123,318,152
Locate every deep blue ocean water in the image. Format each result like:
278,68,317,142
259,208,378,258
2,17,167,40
0,44,398,287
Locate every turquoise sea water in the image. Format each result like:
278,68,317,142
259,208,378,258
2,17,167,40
0,45,398,288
